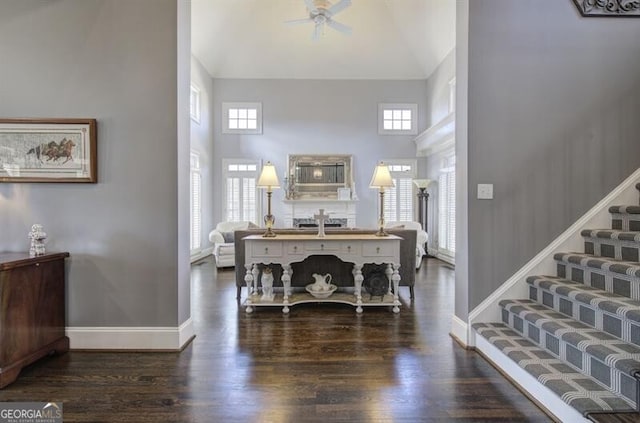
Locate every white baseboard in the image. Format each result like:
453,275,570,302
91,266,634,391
190,247,213,263
450,315,468,347
468,167,640,343
67,318,195,350
475,334,588,423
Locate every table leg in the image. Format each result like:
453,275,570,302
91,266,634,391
385,264,393,295
392,264,401,314
353,264,363,313
244,264,254,313
252,264,260,296
282,264,292,314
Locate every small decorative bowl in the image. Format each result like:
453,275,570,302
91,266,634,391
305,284,338,299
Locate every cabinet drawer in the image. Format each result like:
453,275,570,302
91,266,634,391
304,241,340,252
342,243,361,255
250,242,283,257
362,243,395,257
287,242,304,255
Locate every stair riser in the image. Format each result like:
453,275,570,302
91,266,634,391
558,262,640,302
501,305,638,407
611,213,640,232
584,237,640,262
529,284,640,348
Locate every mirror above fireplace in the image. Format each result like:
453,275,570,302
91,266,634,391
286,154,354,200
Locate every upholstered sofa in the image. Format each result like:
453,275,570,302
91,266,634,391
385,221,428,268
208,221,258,268
233,228,417,300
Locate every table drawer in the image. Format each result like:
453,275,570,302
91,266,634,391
287,242,305,255
304,241,340,252
250,242,283,257
362,243,395,257
342,243,361,255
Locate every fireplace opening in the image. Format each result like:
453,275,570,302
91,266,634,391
293,218,348,228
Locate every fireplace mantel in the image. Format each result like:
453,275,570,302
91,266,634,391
282,199,358,228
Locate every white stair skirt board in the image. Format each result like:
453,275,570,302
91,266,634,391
467,167,640,346
191,247,214,264
450,314,468,346
475,333,589,423
66,318,195,350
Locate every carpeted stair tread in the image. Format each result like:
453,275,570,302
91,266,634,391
527,275,640,324
473,322,636,414
609,206,640,215
500,299,640,379
581,230,640,242
554,253,640,278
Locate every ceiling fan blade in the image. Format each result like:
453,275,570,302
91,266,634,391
327,0,351,16
304,0,318,13
326,18,352,35
284,18,313,25
312,23,322,41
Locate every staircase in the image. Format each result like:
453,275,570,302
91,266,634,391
473,184,640,422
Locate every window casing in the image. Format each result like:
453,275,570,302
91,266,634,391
190,151,202,252
222,102,262,134
378,103,418,135
223,159,260,223
190,85,201,124
438,154,456,258
382,160,417,223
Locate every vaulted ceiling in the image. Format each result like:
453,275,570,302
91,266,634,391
191,0,456,80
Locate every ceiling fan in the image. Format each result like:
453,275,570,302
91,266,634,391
285,0,353,40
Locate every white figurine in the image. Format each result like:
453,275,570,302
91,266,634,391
28,224,47,257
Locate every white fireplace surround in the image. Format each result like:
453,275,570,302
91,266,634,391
282,199,357,228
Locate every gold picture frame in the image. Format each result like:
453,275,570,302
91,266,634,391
0,118,97,183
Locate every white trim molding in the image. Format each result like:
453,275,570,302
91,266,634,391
468,167,640,346
191,246,213,263
450,314,468,346
414,112,455,157
67,318,195,350
475,335,588,423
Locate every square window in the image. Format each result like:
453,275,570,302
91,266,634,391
378,103,418,135
223,102,263,134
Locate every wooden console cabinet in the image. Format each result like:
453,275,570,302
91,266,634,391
0,252,70,388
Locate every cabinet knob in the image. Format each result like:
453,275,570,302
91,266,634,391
35,263,40,267
376,247,380,253
321,244,324,250
264,247,269,254
294,246,298,251
347,245,351,252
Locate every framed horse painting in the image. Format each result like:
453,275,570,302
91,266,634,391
0,118,97,183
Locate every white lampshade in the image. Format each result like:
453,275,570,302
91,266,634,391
257,161,280,189
369,162,395,188
413,179,433,189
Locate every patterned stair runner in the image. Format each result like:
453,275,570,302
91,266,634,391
473,186,640,420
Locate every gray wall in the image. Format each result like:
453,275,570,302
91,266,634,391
0,0,188,327
191,56,214,250
211,79,428,228
465,0,640,315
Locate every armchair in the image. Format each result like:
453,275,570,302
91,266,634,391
209,221,258,268
385,221,428,268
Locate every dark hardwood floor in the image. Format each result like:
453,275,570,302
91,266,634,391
0,257,553,422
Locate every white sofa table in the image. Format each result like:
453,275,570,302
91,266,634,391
243,234,402,314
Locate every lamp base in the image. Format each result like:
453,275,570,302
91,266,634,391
262,228,277,238
375,227,388,237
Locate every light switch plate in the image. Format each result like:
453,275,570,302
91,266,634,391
477,184,494,200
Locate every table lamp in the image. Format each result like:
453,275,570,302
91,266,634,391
369,161,395,237
257,161,280,237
